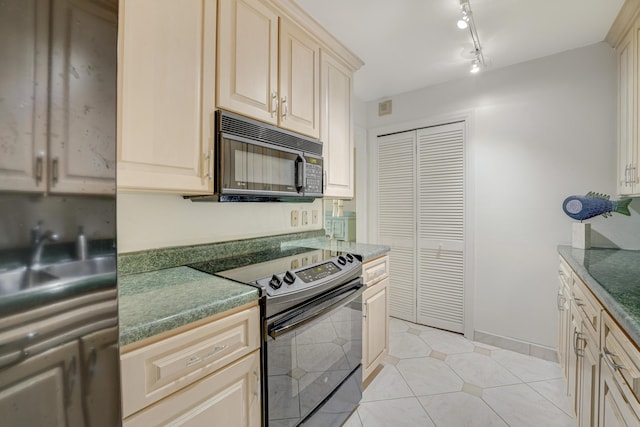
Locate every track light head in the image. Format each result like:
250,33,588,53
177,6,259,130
470,59,480,74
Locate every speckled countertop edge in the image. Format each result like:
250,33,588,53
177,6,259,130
118,266,259,346
558,245,640,348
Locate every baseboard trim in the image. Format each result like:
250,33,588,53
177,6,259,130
473,330,558,362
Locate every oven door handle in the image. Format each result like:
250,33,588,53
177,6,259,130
268,282,363,340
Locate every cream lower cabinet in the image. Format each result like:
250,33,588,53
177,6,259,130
0,341,84,426
123,351,260,427
0,289,118,426
599,311,640,426
558,257,571,376
117,0,216,194
121,304,261,426
362,255,389,382
560,255,640,427
567,271,602,427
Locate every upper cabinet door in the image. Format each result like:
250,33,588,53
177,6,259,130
217,0,279,125
49,0,117,195
0,0,49,193
279,18,320,139
118,0,216,194
321,50,353,198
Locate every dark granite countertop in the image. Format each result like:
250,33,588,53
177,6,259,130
118,266,259,347
558,246,640,347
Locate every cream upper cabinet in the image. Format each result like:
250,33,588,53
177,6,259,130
217,0,279,125
0,0,116,195
49,0,117,195
610,2,640,197
218,0,320,139
0,0,48,193
118,0,216,194
278,17,320,138
321,50,354,198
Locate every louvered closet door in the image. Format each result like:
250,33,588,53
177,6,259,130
416,123,465,333
377,131,417,322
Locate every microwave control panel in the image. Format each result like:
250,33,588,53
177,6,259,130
305,162,323,194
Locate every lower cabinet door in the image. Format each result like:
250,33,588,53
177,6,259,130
363,278,389,381
0,341,83,426
578,332,599,427
600,362,640,427
124,350,261,427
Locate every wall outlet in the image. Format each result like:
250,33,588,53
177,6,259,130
290,210,299,227
301,210,308,226
312,210,318,224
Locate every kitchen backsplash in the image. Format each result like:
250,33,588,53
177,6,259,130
0,193,116,250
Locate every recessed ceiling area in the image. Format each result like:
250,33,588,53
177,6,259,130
295,0,625,102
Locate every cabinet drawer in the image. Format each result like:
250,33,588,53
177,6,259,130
601,311,640,416
572,274,601,340
121,305,260,418
363,255,389,285
124,350,261,427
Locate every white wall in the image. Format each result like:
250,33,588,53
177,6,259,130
117,193,322,253
364,42,640,349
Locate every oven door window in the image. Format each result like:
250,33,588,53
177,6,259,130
266,290,362,425
222,136,300,195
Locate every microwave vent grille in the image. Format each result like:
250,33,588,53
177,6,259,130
219,111,322,155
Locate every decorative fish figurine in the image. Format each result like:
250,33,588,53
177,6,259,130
562,192,632,221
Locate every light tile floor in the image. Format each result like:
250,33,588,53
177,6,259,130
344,317,575,427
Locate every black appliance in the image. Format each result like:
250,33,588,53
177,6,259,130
190,247,363,426
190,110,324,202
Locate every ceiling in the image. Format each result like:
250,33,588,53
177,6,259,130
295,0,625,102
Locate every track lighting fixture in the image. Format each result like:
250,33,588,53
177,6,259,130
470,59,480,74
457,0,486,74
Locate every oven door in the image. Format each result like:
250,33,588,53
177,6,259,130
220,134,304,197
265,279,363,426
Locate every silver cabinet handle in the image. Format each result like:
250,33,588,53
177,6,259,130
35,152,45,185
51,157,59,184
206,149,214,181
271,92,278,118
572,328,584,357
602,347,625,372
632,164,638,184
624,164,631,186
556,293,566,311
573,297,585,307
281,96,288,119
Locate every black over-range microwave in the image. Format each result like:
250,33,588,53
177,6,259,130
190,110,323,202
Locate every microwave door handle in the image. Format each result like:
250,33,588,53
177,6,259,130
296,156,306,193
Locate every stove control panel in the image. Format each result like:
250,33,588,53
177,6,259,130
257,251,360,298
296,261,340,283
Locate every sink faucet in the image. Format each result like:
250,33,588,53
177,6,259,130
29,223,59,268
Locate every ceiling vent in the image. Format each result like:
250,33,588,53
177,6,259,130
378,99,392,116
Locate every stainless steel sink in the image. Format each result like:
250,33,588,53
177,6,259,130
0,255,116,296
0,267,59,295
40,256,116,278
